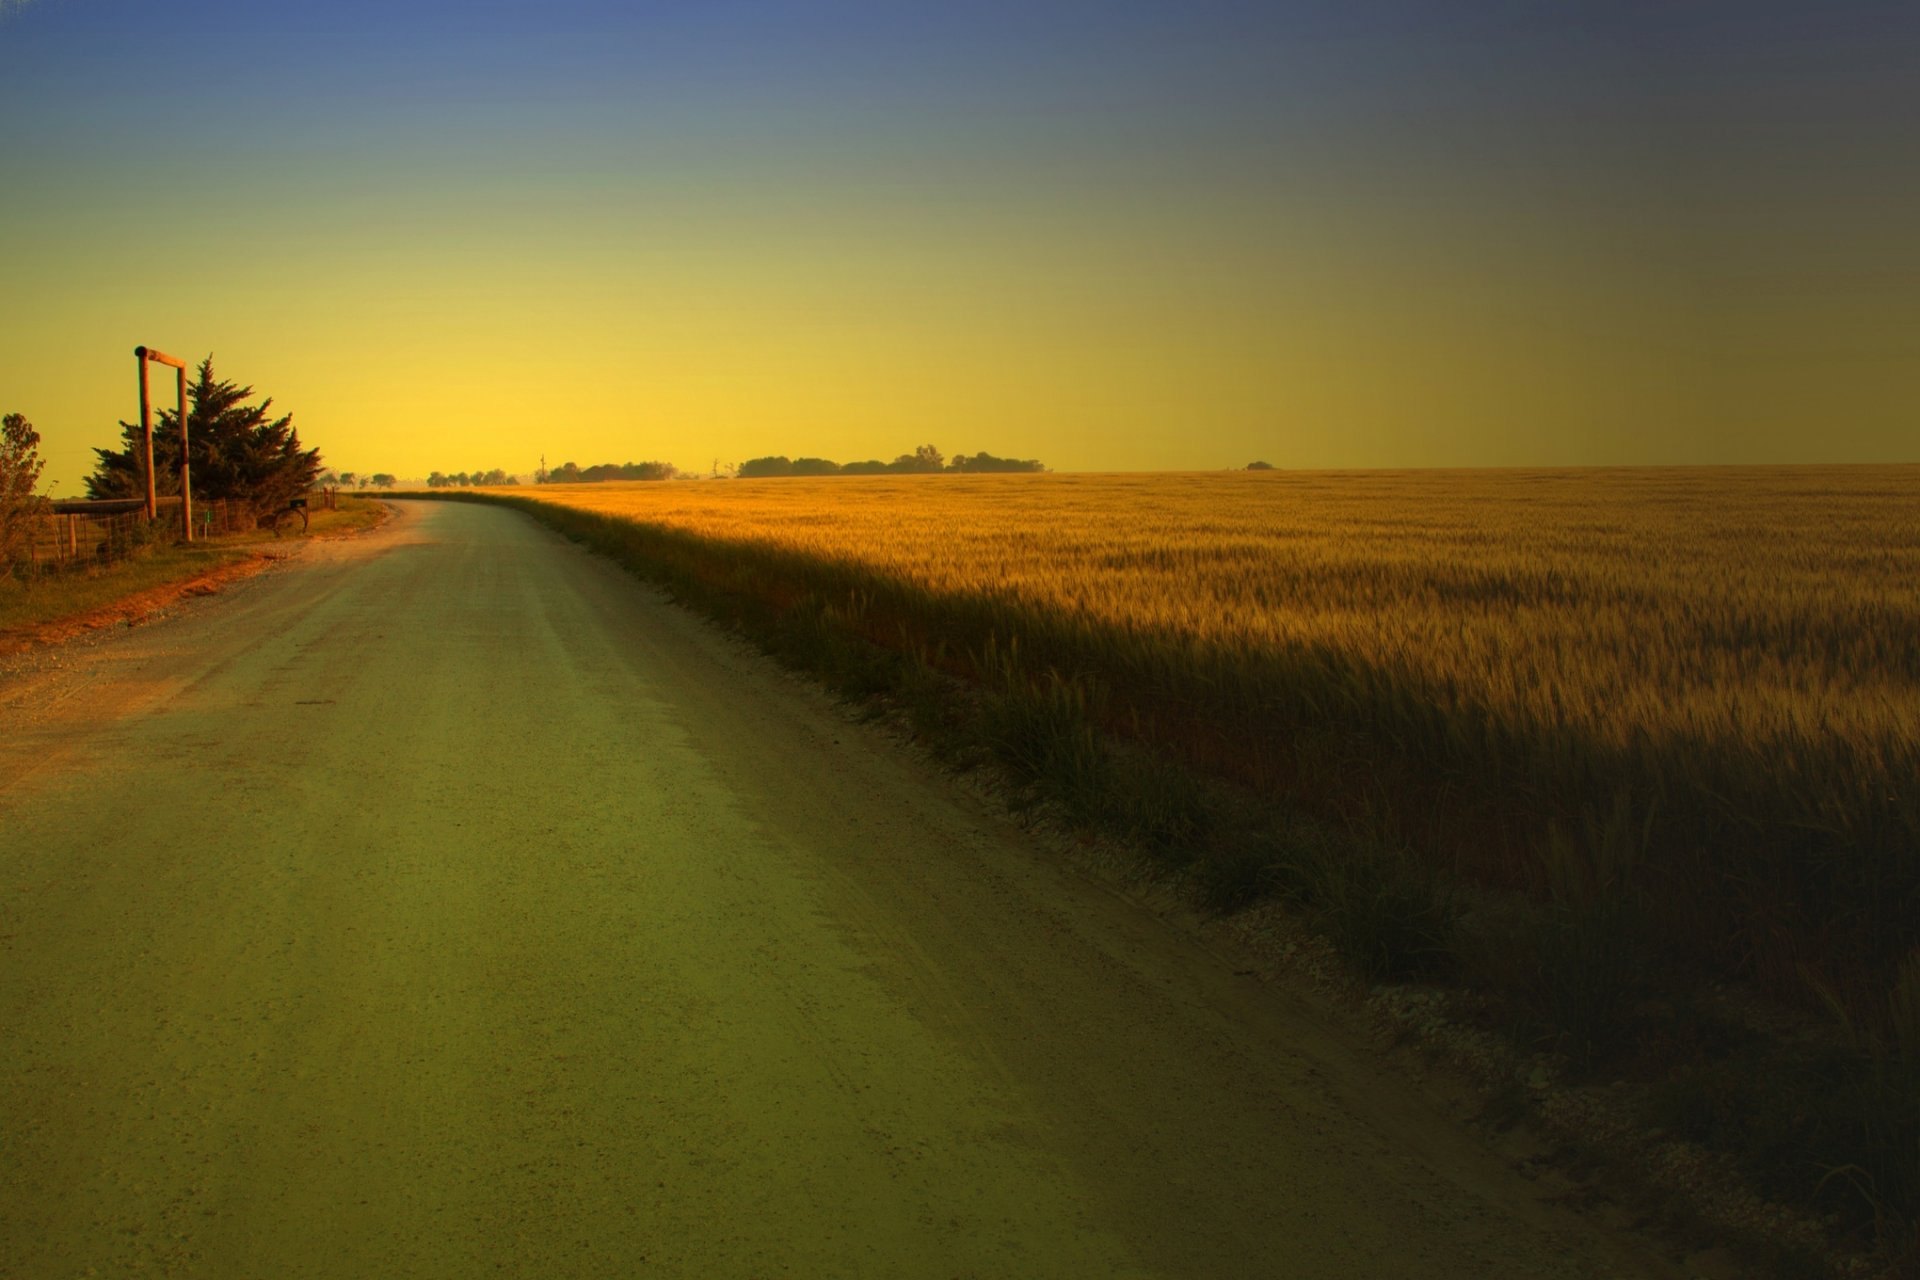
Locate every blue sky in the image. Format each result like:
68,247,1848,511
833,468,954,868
3,0,1915,484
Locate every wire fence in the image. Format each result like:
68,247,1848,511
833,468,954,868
2,487,347,584
3,498,247,581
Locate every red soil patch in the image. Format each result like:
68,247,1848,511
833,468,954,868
0,554,277,658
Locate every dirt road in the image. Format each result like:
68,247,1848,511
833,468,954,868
1,501,1680,1278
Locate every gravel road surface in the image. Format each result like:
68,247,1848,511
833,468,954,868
0,500,1681,1278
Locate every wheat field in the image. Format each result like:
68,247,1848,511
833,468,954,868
507,466,1920,995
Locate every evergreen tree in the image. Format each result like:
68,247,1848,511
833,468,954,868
86,357,322,527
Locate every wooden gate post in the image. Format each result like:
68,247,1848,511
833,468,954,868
136,353,155,521
176,361,191,541
134,346,192,541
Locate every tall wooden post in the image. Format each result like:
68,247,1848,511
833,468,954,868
137,352,156,522
176,362,192,541
134,346,191,540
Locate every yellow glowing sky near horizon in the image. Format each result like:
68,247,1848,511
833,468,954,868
3,3,1915,491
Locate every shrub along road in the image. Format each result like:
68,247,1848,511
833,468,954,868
0,501,1683,1278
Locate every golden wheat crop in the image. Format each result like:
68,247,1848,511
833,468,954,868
493,465,1919,992
519,466,1919,769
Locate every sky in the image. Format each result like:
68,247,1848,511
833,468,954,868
2,0,1915,489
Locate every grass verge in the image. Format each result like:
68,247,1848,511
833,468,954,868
0,495,386,638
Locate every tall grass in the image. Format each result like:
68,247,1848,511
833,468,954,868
503,467,1918,1016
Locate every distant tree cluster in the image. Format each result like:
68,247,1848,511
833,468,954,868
538,460,676,484
736,445,1044,479
428,469,519,488
948,450,1047,473
87,357,322,528
326,472,396,490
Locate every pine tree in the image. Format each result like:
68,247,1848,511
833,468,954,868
87,357,322,527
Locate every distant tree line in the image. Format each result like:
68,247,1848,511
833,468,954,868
327,472,397,490
538,460,676,484
393,446,1046,488
736,445,1044,479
